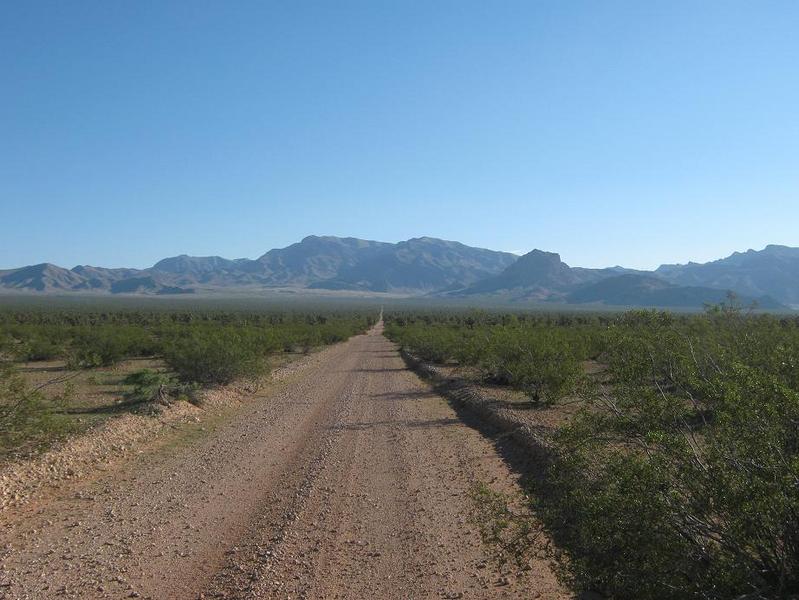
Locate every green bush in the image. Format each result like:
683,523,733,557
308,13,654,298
63,325,156,368
0,306,376,457
0,308,375,371
122,369,196,406
478,328,583,404
386,307,799,596
18,335,64,361
0,365,72,457
162,328,267,385
547,309,799,598
385,319,587,403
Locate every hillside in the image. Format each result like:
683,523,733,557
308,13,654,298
566,274,784,309
0,263,88,292
311,237,517,292
0,236,514,297
256,236,393,286
455,250,642,301
656,245,799,306
2,239,797,310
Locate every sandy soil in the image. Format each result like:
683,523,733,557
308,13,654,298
0,324,569,599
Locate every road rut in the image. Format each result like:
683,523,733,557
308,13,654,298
0,324,569,599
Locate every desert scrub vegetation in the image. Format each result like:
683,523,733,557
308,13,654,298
469,482,543,574
386,306,799,598
384,310,605,404
0,306,376,457
548,305,799,599
162,328,268,385
0,364,74,458
121,369,198,409
1,308,375,381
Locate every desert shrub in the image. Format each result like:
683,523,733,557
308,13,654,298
5,325,72,361
122,369,196,406
57,325,156,369
469,483,542,572
116,326,160,357
387,307,799,596
385,322,466,364
385,319,589,403
0,308,375,378
319,327,348,345
0,331,12,359
0,307,374,364
17,335,64,361
0,306,376,456
162,328,267,385
546,308,799,599
296,329,322,354
0,365,72,457
66,328,130,368
478,328,584,404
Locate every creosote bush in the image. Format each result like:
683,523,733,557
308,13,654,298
122,369,197,407
385,306,799,598
162,329,267,385
0,364,73,457
384,313,593,404
547,307,799,599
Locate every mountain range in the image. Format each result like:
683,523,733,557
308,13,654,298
1,236,796,310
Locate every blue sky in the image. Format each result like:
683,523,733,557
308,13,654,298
2,1,798,270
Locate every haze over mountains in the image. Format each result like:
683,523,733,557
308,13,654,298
1,236,796,310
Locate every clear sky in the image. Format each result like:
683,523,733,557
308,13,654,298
2,1,798,270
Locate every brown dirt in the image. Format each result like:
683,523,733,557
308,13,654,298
0,324,570,599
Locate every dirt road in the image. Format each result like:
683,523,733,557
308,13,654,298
0,324,569,599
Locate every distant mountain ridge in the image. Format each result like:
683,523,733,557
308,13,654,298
451,248,786,309
655,245,799,305
458,250,643,300
566,274,785,310
0,238,796,310
0,236,516,297
311,237,516,293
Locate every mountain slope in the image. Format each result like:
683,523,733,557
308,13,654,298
567,274,785,309
151,255,245,276
656,245,799,306
2,239,797,309
462,250,577,297
257,236,392,286
109,276,194,295
452,249,788,309
0,236,516,296
456,249,638,300
311,237,516,292
0,264,88,292
70,265,147,290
